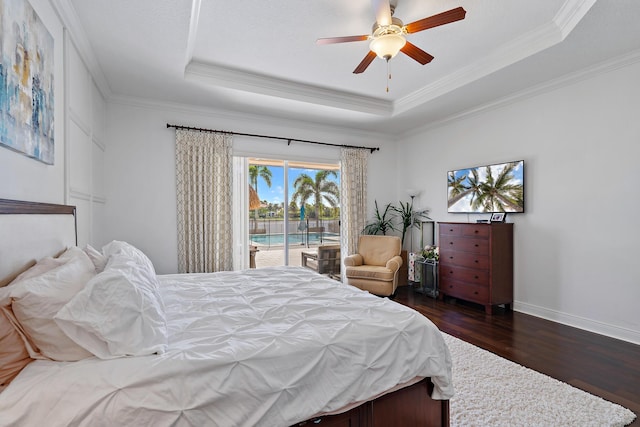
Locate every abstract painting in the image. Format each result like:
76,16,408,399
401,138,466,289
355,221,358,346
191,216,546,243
0,0,55,164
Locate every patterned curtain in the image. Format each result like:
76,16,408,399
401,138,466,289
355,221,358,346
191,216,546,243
175,129,233,273
340,147,369,282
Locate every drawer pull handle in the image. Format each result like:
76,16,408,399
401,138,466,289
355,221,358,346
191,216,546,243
474,276,479,279
474,260,479,263
474,230,479,234
449,271,453,274
449,256,454,259
474,291,479,295
449,242,454,245
474,244,479,247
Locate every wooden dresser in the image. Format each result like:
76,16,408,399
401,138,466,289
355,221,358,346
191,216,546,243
438,222,513,314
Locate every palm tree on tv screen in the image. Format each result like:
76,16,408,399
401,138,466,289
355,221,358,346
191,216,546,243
476,162,523,212
447,169,482,209
292,170,339,228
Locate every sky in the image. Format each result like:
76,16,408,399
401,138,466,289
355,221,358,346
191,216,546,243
254,166,340,206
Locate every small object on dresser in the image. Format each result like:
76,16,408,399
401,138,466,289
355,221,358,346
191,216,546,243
490,212,506,222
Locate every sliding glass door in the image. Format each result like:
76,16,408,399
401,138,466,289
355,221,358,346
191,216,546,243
248,158,340,269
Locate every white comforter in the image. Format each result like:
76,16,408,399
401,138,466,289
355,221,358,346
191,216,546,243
0,267,452,427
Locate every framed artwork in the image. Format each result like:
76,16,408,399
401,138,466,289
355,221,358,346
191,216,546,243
490,212,506,223
0,0,55,164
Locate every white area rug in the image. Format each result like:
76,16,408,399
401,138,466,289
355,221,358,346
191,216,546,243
443,333,637,427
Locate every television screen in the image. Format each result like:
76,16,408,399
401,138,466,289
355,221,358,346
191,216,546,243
447,160,524,213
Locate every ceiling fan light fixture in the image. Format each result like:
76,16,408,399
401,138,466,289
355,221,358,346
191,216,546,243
370,33,406,60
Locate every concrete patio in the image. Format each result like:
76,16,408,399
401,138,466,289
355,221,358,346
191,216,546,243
253,245,342,281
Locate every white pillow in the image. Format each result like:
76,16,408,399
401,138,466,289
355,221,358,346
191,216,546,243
102,240,156,275
55,252,168,359
83,244,108,273
2,247,95,361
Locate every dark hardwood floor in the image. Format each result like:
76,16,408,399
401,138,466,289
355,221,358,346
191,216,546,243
394,285,640,426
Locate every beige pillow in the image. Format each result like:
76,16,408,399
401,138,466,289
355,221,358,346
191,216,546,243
0,308,33,389
83,244,108,273
12,256,66,283
5,247,96,361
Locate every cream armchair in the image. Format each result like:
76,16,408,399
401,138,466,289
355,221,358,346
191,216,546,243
344,235,403,297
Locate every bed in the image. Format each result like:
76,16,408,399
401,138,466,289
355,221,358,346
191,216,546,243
0,198,453,427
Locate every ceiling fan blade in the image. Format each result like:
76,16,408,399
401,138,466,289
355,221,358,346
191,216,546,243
405,7,466,34
317,35,369,45
371,0,392,26
353,51,377,74
400,41,434,65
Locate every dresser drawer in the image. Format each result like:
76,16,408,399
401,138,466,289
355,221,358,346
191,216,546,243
440,278,489,303
439,223,489,238
439,223,463,236
440,236,489,254
461,225,489,238
439,251,489,269
439,264,489,286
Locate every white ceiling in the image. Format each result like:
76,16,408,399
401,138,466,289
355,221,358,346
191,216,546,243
66,0,640,135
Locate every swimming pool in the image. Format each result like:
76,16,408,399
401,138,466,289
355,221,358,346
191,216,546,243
250,232,339,246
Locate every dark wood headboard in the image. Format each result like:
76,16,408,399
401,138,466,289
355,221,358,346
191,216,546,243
0,199,77,287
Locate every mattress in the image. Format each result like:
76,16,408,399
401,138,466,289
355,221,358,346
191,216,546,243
0,266,452,426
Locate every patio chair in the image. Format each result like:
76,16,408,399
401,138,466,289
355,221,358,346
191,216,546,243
302,244,341,277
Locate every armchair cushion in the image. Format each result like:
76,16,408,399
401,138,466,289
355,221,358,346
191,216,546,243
345,265,396,282
357,235,402,266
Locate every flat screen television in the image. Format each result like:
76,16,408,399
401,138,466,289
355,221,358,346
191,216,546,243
447,160,524,213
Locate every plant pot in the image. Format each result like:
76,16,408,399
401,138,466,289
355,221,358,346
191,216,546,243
398,250,408,287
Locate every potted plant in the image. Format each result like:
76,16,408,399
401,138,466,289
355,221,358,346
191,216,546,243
392,200,431,249
362,200,398,235
392,200,431,287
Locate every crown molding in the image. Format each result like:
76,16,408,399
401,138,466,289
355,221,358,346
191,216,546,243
554,0,597,38
184,61,393,116
402,48,640,137
184,0,202,65
108,94,394,143
50,0,112,99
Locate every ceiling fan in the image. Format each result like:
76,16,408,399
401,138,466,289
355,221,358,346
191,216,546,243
317,0,466,76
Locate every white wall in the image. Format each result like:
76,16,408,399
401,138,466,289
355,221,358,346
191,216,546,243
64,36,107,247
0,1,106,248
398,58,640,344
104,99,396,274
0,0,64,203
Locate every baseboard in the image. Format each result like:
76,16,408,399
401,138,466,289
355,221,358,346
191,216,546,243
514,301,640,346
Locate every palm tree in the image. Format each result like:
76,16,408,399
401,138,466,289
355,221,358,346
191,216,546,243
475,162,524,212
292,170,339,228
249,165,272,230
447,169,482,209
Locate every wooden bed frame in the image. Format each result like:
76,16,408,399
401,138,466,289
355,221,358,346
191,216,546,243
0,198,449,427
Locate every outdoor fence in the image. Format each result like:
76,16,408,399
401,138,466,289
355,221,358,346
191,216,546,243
250,218,340,248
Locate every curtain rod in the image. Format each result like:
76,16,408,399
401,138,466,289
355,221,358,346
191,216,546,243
166,123,380,153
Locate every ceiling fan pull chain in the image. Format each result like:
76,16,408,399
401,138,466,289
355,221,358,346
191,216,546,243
386,59,391,93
